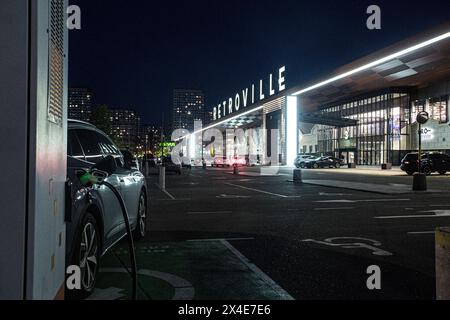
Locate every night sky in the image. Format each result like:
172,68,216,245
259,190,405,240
69,0,450,126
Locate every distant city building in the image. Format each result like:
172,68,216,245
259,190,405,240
68,87,93,122
139,124,162,154
110,109,141,150
205,109,214,125
172,89,205,132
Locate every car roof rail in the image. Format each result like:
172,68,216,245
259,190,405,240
68,119,97,127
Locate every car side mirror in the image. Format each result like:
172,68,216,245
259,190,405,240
93,155,117,176
123,155,134,169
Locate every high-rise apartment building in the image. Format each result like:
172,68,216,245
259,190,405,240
139,124,162,154
172,89,205,132
68,87,93,122
110,109,141,150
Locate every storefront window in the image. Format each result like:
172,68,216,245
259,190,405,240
412,97,448,124
315,91,410,165
430,97,448,123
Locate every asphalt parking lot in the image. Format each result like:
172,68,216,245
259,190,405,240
94,165,450,300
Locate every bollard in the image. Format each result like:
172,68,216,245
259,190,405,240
436,227,450,300
293,169,302,184
233,165,239,175
412,173,427,191
159,166,166,190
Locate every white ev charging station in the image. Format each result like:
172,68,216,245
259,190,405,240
0,0,68,299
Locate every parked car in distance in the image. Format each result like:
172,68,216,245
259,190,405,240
422,153,450,175
66,120,147,298
230,156,247,167
121,149,139,171
304,156,342,169
400,153,421,175
162,156,182,174
142,154,157,167
294,155,316,168
401,152,450,175
212,156,231,167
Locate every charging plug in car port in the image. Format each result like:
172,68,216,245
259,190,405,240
75,156,138,300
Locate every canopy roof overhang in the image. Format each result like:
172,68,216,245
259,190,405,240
290,23,450,112
204,23,450,132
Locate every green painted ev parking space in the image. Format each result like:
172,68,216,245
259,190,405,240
92,240,293,300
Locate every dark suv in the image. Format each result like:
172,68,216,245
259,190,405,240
400,153,421,175
400,152,450,175
66,120,148,298
421,153,450,175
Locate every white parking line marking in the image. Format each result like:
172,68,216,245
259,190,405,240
187,211,232,215
358,198,410,202
187,237,255,242
316,200,354,203
407,231,435,235
377,209,450,219
162,189,176,200
220,240,294,300
319,192,353,196
375,214,450,219
224,183,289,198
314,207,355,211
316,199,410,203
154,183,176,200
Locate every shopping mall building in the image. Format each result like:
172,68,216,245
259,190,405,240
192,24,450,167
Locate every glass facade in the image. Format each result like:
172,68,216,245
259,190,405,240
316,91,410,166
411,96,448,124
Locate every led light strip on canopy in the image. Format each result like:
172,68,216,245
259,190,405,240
179,30,450,140
292,31,450,96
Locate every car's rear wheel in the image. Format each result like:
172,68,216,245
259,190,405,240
68,212,100,300
406,171,414,176
422,166,432,176
335,163,341,169
313,163,319,169
133,191,147,240
439,171,447,175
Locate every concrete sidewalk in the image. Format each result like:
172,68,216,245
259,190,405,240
91,240,293,300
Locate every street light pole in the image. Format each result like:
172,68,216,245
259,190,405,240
418,123,422,174
413,111,429,191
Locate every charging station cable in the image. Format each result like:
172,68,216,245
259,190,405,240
79,171,138,300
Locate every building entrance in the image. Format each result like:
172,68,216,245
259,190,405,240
339,149,356,165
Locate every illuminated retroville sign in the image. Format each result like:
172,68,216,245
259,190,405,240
212,66,286,121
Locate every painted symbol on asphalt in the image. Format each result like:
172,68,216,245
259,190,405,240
301,237,393,256
97,268,195,300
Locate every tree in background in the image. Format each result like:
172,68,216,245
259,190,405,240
91,105,112,135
